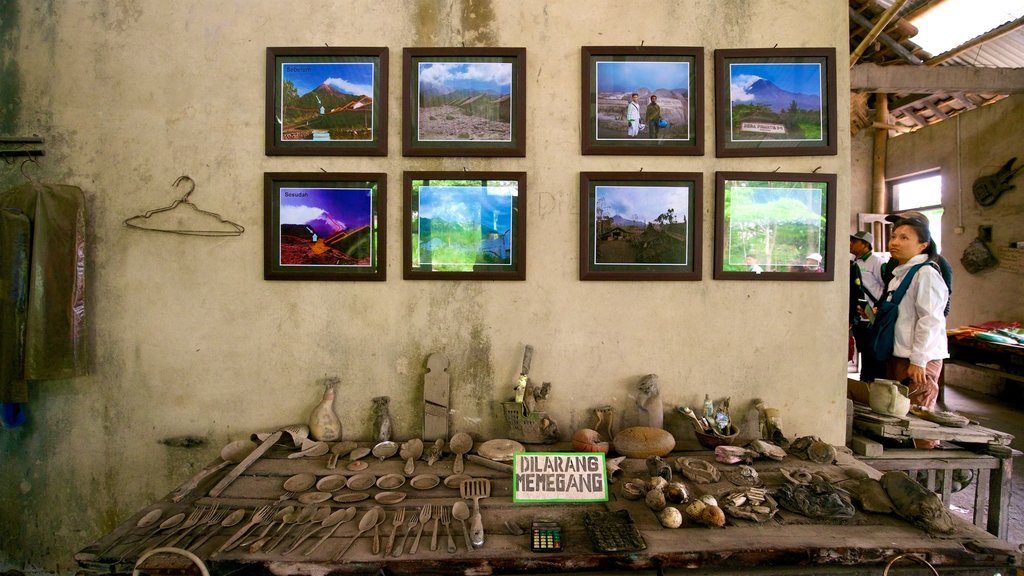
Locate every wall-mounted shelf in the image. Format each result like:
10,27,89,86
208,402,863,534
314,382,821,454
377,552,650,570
0,137,45,157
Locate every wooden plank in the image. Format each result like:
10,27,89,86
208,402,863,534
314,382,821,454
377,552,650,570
849,435,884,457
975,468,991,528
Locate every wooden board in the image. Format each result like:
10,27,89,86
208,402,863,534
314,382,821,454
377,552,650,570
75,444,1021,576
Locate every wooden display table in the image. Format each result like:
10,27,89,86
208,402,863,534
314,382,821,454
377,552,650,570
75,441,1021,576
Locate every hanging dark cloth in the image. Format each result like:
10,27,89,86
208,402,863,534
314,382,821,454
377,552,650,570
0,208,30,403
0,182,87,394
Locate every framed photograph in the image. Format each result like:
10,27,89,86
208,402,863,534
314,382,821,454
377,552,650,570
265,47,387,156
714,48,836,157
404,171,526,280
579,172,702,280
714,171,836,281
402,48,526,157
581,46,704,155
264,172,385,281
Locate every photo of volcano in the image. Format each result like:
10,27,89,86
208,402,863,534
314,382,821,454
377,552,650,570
280,62,375,142
278,187,374,267
416,61,513,142
728,62,823,143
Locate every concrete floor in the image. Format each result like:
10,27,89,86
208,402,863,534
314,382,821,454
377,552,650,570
939,384,1024,550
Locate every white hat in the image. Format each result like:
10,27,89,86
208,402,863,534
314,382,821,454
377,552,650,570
806,252,823,262
851,230,874,245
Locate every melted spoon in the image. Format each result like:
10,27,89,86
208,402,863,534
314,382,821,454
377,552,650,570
189,507,245,552
333,507,380,560
172,440,256,502
451,500,472,551
449,432,473,475
304,506,357,556
400,439,423,476
99,508,162,557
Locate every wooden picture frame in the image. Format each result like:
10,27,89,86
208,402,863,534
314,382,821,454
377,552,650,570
714,48,837,157
402,48,526,157
265,47,388,156
714,171,836,281
403,171,526,280
264,172,386,281
581,46,704,155
580,172,702,280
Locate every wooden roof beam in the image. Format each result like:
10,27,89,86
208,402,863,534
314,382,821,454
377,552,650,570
851,0,913,67
851,63,1024,94
849,7,924,65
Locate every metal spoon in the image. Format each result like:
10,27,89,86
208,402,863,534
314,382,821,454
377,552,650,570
244,505,294,552
304,506,356,556
332,507,380,560
451,500,472,551
99,508,161,557
122,512,184,559
188,507,244,552
400,439,423,476
281,506,330,554
172,440,255,502
286,506,351,556
449,433,472,475
327,441,357,470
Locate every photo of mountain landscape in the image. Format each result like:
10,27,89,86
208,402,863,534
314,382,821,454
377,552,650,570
416,61,513,142
594,61,691,141
279,62,375,142
727,62,823,143
278,187,374,267
593,185,690,265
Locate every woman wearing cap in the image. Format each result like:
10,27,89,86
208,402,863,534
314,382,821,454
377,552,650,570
883,217,949,448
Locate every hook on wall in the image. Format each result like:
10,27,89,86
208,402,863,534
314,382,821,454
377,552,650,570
772,166,781,173
812,166,822,173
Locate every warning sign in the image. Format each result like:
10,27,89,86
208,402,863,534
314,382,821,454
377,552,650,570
512,452,608,503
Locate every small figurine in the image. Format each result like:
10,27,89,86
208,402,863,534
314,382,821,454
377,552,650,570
522,380,551,415
636,374,664,429
593,405,616,441
372,396,393,442
646,455,672,482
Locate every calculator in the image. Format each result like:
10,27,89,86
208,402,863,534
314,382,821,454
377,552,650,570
530,520,562,552
583,510,647,553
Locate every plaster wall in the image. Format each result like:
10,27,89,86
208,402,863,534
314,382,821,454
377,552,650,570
850,94,1024,393
0,0,850,569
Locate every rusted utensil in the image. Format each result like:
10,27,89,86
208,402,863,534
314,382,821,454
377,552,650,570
461,478,491,548
217,505,273,553
326,440,357,470
97,508,161,557
400,439,423,476
449,432,472,475
332,507,380,560
172,440,255,502
429,504,443,551
384,507,405,557
394,510,418,557
304,506,356,557
188,507,243,552
409,505,432,554
209,424,308,497
370,506,386,555
441,505,456,553
286,506,351,556
451,500,472,551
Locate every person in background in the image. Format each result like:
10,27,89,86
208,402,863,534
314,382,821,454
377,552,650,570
849,230,885,381
645,94,662,139
745,253,763,274
805,252,824,272
882,211,953,317
625,93,641,137
882,216,949,449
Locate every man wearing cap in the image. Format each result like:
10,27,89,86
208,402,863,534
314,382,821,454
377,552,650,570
881,211,953,316
805,252,823,272
849,230,885,381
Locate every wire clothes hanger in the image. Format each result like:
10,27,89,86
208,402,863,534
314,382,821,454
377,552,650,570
124,175,244,237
